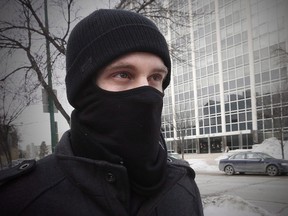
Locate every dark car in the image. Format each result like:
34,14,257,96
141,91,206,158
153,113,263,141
168,152,182,160
219,152,288,176
168,152,190,165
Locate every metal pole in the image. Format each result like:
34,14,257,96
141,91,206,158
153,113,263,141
44,0,57,153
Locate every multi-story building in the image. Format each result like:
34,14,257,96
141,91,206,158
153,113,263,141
161,0,288,153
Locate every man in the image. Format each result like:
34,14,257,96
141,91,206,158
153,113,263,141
0,9,203,216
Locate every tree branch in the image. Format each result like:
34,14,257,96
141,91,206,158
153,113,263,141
0,66,32,82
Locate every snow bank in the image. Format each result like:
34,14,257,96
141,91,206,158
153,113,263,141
203,195,274,216
187,159,219,172
252,137,288,159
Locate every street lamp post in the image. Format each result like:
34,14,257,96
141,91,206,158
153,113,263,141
44,0,57,153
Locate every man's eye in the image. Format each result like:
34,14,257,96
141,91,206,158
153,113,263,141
151,74,163,81
114,72,130,79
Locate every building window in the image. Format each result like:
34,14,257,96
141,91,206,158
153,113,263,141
262,71,270,82
232,123,238,131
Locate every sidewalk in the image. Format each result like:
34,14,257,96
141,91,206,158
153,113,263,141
183,153,224,173
184,153,223,166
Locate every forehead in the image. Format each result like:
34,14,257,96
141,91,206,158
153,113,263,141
104,52,168,71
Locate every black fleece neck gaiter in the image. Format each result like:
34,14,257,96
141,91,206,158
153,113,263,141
71,85,167,195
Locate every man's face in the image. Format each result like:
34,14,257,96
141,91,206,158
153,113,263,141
96,52,168,92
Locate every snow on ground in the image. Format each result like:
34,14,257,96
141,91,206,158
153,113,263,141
203,195,274,216
186,137,288,216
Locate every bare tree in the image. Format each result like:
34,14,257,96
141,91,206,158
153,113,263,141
274,45,288,66
0,79,30,167
115,0,190,24
274,46,288,159
39,141,48,159
0,0,74,124
261,89,288,159
276,49,288,159
164,109,193,159
260,46,288,159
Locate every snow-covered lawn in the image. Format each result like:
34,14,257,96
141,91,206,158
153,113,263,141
186,137,288,216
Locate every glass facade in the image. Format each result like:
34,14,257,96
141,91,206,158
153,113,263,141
161,0,288,153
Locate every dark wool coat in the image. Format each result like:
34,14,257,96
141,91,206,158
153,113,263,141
0,131,203,216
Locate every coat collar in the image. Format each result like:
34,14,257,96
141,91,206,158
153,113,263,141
55,131,188,215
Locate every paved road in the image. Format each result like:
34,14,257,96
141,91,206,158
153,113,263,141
195,172,288,216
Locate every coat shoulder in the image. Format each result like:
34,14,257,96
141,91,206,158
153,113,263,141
0,155,65,215
167,156,195,178
0,159,37,186
162,157,203,215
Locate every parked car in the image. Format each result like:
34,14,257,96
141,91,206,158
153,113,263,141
219,152,288,176
168,152,182,160
168,152,189,165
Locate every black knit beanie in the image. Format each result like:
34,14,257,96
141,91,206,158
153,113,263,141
66,9,171,108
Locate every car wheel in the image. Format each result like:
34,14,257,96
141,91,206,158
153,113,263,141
266,165,278,176
224,165,235,175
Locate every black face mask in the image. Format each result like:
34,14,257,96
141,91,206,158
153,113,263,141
71,85,167,195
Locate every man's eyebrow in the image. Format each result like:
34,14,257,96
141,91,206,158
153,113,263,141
105,62,168,75
155,66,168,75
104,62,135,71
